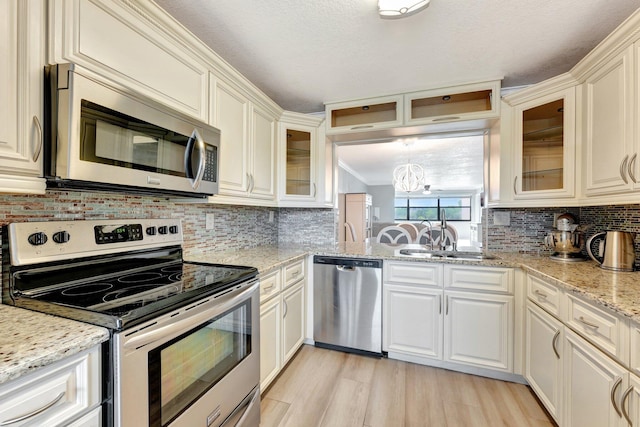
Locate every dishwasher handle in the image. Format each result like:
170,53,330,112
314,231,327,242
336,265,357,272
313,255,382,269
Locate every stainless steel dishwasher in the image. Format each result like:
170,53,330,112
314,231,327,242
313,256,383,356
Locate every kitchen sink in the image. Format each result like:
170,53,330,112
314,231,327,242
397,248,496,261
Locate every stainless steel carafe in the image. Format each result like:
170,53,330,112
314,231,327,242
586,231,636,272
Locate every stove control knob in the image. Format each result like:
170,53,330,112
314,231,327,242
169,225,178,234
27,232,48,246
146,226,157,236
52,231,70,244
158,226,168,235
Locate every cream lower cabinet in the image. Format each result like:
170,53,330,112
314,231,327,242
526,301,563,424
259,259,306,392
0,346,101,427
383,261,515,377
564,329,628,427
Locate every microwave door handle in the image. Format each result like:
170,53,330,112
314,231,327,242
184,129,206,190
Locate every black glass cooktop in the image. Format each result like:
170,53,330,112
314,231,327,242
8,250,257,330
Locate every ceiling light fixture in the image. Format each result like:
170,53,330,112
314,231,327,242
393,141,425,192
378,0,431,18
422,184,431,194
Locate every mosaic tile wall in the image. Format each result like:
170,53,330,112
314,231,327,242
0,191,279,259
485,205,640,261
277,208,336,247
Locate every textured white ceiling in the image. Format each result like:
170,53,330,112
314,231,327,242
155,0,639,113
337,135,484,190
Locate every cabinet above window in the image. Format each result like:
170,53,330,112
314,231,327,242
324,80,501,141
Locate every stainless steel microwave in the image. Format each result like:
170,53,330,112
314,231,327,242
44,64,219,198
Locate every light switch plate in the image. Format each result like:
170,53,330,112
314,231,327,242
205,213,214,230
493,211,510,226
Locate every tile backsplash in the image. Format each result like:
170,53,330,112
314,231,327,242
0,191,317,259
485,205,640,263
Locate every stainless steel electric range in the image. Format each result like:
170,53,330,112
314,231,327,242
2,219,260,427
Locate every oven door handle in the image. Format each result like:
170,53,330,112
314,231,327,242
123,281,258,350
219,386,259,427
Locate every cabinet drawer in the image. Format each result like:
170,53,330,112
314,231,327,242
384,261,442,288
0,346,101,427
527,275,562,317
566,294,629,363
444,265,513,294
260,269,282,303
284,259,305,288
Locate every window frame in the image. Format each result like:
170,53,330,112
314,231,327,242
394,196,472,222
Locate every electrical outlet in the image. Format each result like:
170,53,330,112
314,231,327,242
493,211,511,226
205,213,214,230
268,211,274,223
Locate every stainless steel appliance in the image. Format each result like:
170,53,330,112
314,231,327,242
544,214,586,262
44,64,220,198
2,219,259,427
313,256,382,356
587,230,637,271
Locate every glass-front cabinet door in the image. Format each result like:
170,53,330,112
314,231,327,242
285,129,312,196
512,87,576,200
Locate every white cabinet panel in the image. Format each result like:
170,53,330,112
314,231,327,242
583,46,635,196
525,302,563,424
563,329,627,427
52,0,208,120
282,283,305,365
0,0,46,193
383,284,443,359
260,295,281,391
0,346,101,427
250,105,276,199
444,291,513,371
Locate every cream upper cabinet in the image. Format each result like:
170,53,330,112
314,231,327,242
0,0,46,194
278,112,324,206
511,87,576,200
404,80,501,126
325,95,404,135
210,77,278,204
582,45,636,197
50,0,209,121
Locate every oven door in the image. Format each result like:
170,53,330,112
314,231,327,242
114,280,260,427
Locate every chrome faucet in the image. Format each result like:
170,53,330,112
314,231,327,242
440,209,448,251
419,219,433,250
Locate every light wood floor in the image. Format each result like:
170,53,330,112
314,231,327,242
261,345,555,427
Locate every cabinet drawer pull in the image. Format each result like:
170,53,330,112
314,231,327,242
263,284,275,292
611,377,623,417
620,155,629,184
439,294,442,315
283,300,288,318
513,176,518,195
350,125,374,130
621,385,633,425
0,391,65,426
577,316,599,329
432,116,461,122
291,270,301,276
551,330,560,359
533,289,548,299
32,116,43,163
629,153,638,184
445,295,449,315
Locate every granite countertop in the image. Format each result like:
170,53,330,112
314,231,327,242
188,242,640,324
0,306,110,385
6,242,638,387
